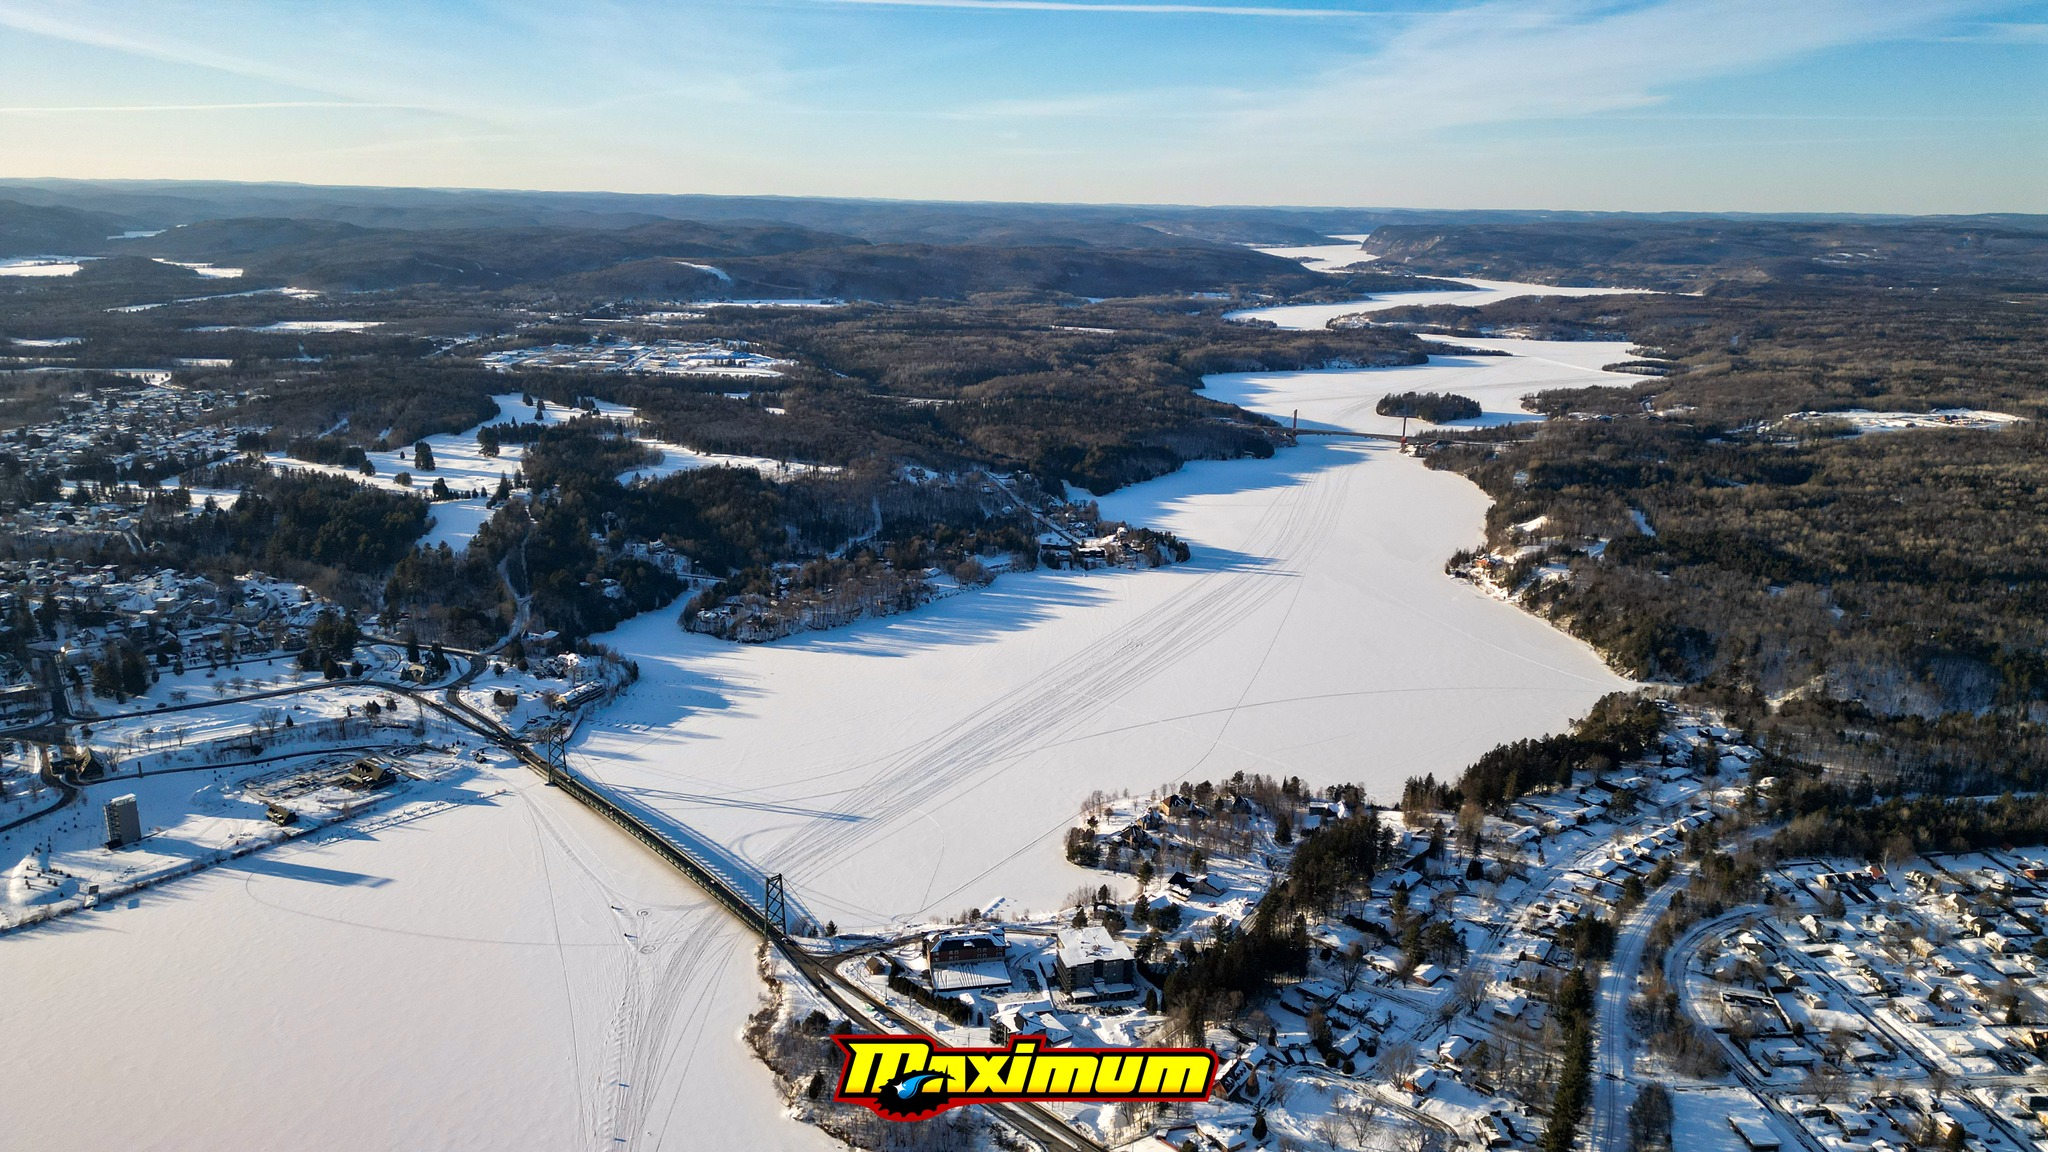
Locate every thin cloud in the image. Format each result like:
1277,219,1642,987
0,2,793,125
0,5,346,99
0,101,420,114
1239,0,2005,137
811,0,1409,16
1944,20,2048,41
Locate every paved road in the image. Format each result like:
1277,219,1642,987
0,756,76,836
1592,865,1693,1152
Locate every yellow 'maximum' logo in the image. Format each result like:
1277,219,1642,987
833,1034,1218,1121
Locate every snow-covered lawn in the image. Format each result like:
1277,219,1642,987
1,741,459,928
69,652,320,718
1673,1089,1768,1152
618,439,836,483
82,683,413,767
67,643,410,722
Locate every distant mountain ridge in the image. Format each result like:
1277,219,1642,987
1362,217,2048,291
14,177,2036,250
0,198,136,258
9,178,2045,300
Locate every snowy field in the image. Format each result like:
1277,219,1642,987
480,338,786,377
703,299,845,309
267,393,816,551
4,272,1643,1150
1767,406,2025,436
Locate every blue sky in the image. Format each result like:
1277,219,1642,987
0,0,2043,211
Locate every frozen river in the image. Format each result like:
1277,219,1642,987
4,275,1639,1150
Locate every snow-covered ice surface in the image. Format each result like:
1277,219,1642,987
0,257,87,277
4,276,1642,1150
570,324,1638,934
194,319,377,333
1249,233,1376,273
0,761,832,1152
1225,277,1646,331
109,285,321,313
155,258,244,279
1220,334,1639,435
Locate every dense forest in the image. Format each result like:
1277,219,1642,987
1401,693,1663,813
537,297,1425,493
1375,390,1481,422
1,249,1430,497
143,467,430,600
1401,223,2048,794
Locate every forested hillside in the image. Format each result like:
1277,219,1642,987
1361,216,2048,291
1401,238,2048,792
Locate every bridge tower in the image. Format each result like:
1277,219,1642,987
540,722,569,787
763,873,788,938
